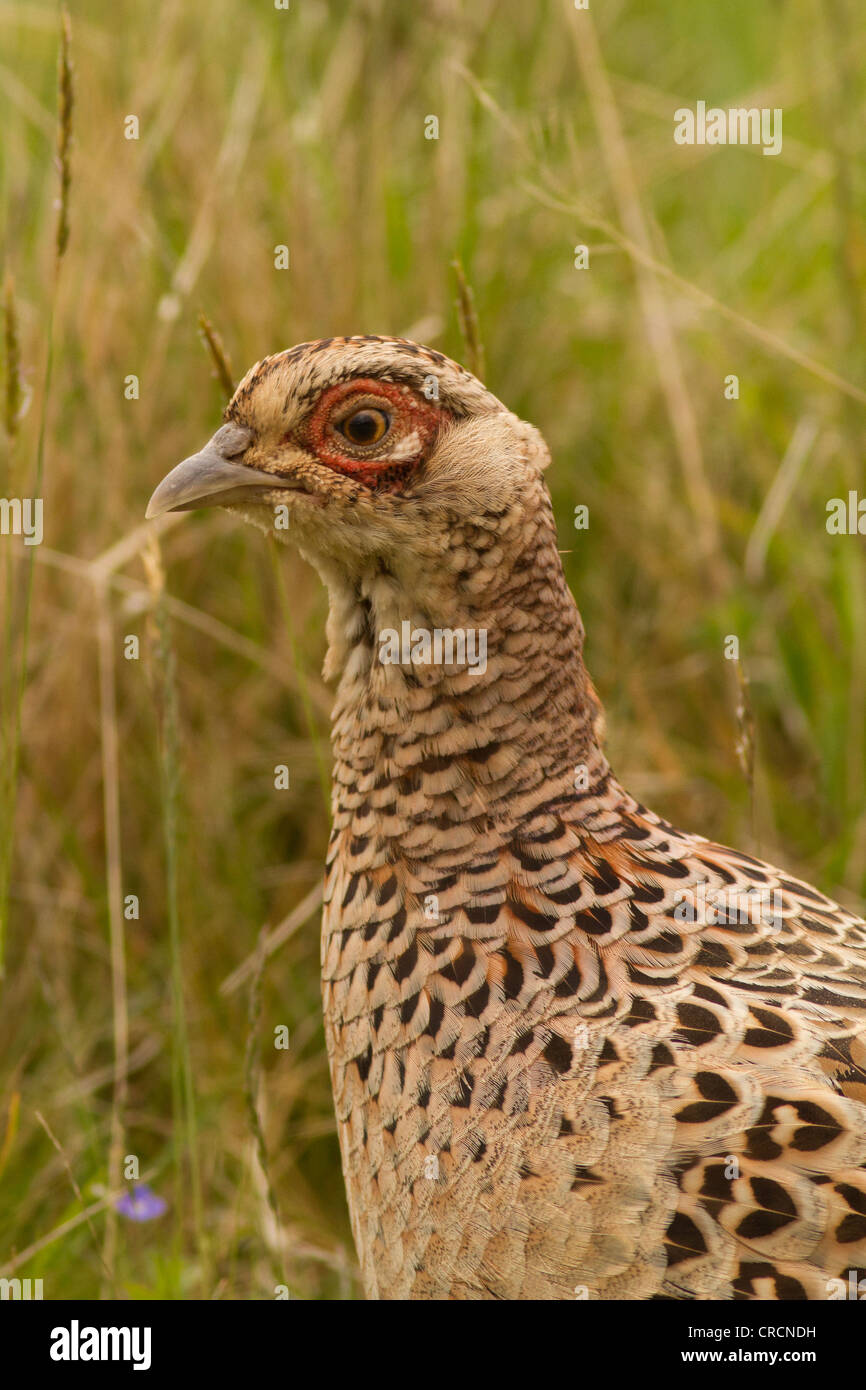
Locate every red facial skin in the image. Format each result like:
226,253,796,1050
299,378,445,489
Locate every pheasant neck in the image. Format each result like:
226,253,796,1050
324,493,629,851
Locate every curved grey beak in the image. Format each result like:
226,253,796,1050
146,424,285,519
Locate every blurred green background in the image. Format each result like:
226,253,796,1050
1,0,864,1299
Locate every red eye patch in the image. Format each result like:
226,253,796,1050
301,377,444,486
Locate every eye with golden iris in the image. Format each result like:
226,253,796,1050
338,406,390,447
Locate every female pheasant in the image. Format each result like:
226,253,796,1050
147,336,866,1300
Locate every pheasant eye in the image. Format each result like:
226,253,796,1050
339,407,389,447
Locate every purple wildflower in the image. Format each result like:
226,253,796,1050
116,1184,167,1222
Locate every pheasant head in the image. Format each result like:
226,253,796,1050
149,337,541,575
147,335,607,819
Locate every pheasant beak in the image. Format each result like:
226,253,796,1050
146,423,284,519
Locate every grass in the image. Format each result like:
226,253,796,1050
0,0,864,1300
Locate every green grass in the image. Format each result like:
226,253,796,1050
0,0,864,1299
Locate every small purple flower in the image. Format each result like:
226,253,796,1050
116,1184,167,1222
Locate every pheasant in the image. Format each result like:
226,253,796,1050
147,335,866,1300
